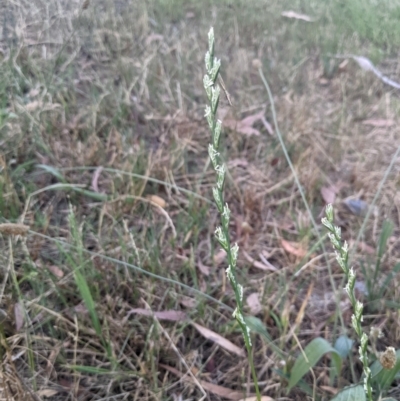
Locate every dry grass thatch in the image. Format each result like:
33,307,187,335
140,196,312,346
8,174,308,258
0,0,399,400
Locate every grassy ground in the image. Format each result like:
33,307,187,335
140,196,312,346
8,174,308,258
1,0,400,400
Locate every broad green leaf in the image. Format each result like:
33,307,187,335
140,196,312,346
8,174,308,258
370,348,400,393
288,337,342,391
331,384,366,401
334,335,353,358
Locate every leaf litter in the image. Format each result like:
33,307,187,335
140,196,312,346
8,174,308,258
4,1,397,401
223,110,273,136
128,308,188,322
192,322,246,357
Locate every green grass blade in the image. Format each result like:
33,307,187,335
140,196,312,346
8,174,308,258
288,337,342,392
331,385,366,401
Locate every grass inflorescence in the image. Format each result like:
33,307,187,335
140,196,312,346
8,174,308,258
204,27,261,400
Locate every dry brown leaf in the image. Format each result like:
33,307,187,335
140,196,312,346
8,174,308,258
25,101,43,111
243,250,277,271
179,296,197,308
217,106,231,121
350,240,375,255
281,239,308,258
28,87,40,98
259,252,278,271
320,185,337,204
192,322,245,357
145,33,164,46
48,265,64,278
74,303,88,314
37,389,59,398
338,59,349,70
281,10,314,22
223,110,267,137
160,364,247,400
362,119,395,127
91,166,103,193
147,194,166,208
241,221,254,234
320,385,338,395
14,302,24,331
239,111,265,129
58,378,87,397
358,242,375,255
228,158,249,168
24,101,60,112
260,115,274,135
0,223,30,236
246,293,262,315
129,309,187,321
197,260,211,276
213,249,227,266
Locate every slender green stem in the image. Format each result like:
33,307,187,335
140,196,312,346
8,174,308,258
203,28,261,401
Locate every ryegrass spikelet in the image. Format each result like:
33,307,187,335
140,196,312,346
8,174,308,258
203,27,261,401
322,204,373,400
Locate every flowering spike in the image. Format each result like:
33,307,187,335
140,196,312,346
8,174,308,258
211,85,220,114
322,204,373,400
325,204,334,222
213,120,222,148
221,204,230,231
210,58,221,82
216,164,225,189
215,226,228,250
208,28,215,61
208,144,219,169
231,243,239,268
204,27,259,399
212,187,223,212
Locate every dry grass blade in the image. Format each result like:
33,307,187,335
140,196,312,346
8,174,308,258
243,250,277,271
146,299,207,401
160,364,247,401
246,293,262,315
128,308,187,321
281,10,315,22
2,1,400,399
281,239,308,259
